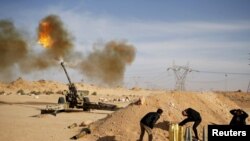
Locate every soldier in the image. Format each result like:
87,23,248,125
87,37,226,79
138,108,163,141
229,109,249,125
179,108,202,141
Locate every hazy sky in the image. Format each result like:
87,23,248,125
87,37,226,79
1,0,250,91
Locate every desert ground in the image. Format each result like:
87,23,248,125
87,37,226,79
0,78,249,141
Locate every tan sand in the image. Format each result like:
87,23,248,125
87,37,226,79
0,78,249,141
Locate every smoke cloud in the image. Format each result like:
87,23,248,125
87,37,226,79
21,14,75,73
37,14,74,59
0,20,28,81
78,41,136,87
0,15,75,81
0,15,137,87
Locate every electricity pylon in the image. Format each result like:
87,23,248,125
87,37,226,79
167,63,194,91
247,81,250,93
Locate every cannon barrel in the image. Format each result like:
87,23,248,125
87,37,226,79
61,62,72,85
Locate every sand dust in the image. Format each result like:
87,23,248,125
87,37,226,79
0,78,249,141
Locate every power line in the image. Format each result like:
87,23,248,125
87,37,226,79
193,70,250,76
124,62,249,91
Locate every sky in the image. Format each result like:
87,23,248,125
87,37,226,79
0,0,250,91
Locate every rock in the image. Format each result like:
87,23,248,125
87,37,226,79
134,97,145,105
80,120,93,127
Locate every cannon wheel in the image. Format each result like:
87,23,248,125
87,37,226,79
58,97,65,104
83,97,90,111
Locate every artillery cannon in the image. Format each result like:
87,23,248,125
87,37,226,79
41,62,119,115
60,62,87,109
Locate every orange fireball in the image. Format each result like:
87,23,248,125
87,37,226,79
38,22,53,48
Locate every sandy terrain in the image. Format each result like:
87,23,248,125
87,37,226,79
0,78,249,141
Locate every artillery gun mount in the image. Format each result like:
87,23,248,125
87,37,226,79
40,62,119,116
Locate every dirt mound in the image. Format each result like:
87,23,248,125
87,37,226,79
81,91,250,141
0,77,69,94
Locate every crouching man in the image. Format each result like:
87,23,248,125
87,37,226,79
138,108,163,141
